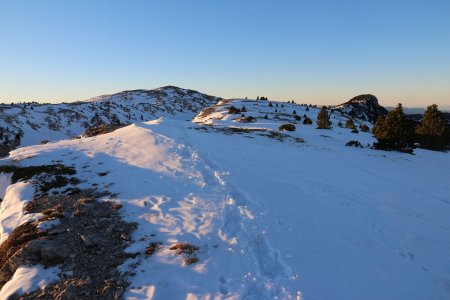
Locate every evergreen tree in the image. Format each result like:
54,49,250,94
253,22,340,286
303,116,312,125
268,102,273,107
306,106,309,111
345,118,355,129
293,110,297,115
373,103,415,152
415,104,450,150
359,123,369,132
316,106,331,129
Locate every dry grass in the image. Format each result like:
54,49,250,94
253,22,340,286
185,257,199,265
169,242,199,255
0,222,45,286
145,242,163,256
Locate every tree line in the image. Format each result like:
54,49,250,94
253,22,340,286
373,104,449,152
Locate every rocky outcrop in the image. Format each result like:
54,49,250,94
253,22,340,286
335,94,388,123
0,191,137,299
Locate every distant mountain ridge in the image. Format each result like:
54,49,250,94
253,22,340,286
0,86,220,150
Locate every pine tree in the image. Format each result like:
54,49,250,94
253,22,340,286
373,103,414,152
359,123,369,132
303,116,312,125
415,104,449,150
316,106,331,129
345,118,355,129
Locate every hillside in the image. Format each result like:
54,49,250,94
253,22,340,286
0,95,449,299
0,86,219,149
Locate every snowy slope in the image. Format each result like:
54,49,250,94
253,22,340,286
0,86,219,147
0,98,449,299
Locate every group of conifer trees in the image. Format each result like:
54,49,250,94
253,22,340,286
316,104,449,152
373,103,449,152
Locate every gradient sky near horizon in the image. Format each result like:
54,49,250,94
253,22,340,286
1,0,450,107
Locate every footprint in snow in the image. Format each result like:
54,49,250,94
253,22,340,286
219,276,229,295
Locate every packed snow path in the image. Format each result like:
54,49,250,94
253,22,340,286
4,115,450,299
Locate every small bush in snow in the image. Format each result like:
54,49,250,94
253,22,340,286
345,118,355,129
346,140,363,148
228,106,241,114
237,116,256,123
279,124,296,132
360,123,369,132
303,117,313,125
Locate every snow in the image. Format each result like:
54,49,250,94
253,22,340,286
0,98,449,299
0,265,60,299
36,219,61,231
0,181,41,243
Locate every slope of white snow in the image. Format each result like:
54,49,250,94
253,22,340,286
0,181,41,243
0,266,60,299
0,98,449,299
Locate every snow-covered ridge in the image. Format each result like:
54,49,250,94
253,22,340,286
194,98,372,132
0,86,220,148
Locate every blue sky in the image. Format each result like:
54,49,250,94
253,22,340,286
1,0,449,107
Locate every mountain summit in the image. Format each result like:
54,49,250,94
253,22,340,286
335,94,388,123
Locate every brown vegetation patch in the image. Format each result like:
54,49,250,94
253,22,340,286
169,242,199,255
83,124,126,137
169,242,200,265
185,257,199,265
0,222,45,287
145,242,163,256
194,126,305,143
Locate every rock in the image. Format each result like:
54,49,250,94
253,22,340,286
48,227,66,235
58,284,78,300
80,235,94,247
0,268,12,284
